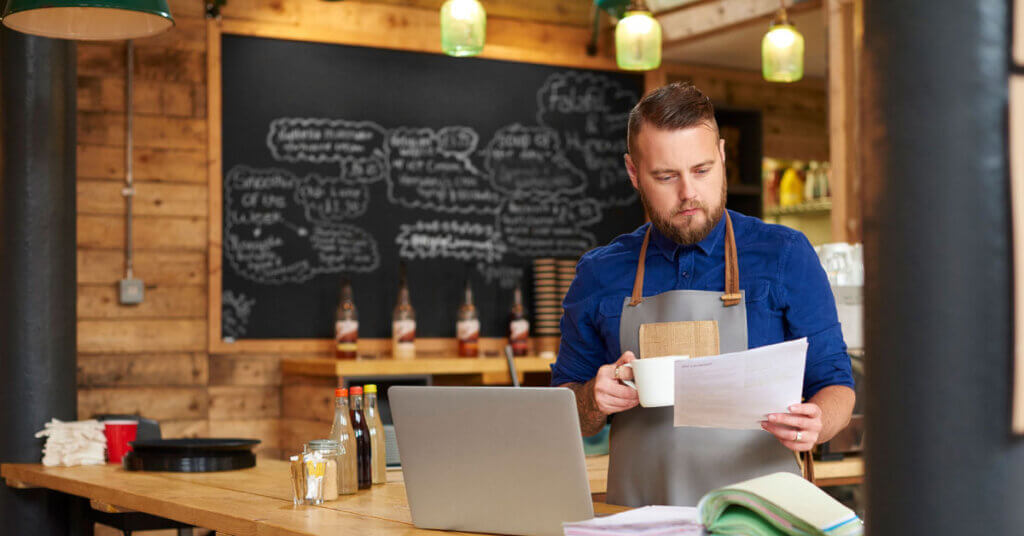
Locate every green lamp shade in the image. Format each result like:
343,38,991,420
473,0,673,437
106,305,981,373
615,10,661,71
2,0,174,40
440,0,486,57
762,22,804,82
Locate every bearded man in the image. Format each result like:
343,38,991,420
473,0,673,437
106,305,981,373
552,82,855,507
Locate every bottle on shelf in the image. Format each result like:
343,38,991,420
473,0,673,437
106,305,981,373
508,282,530,356
820,162,832,198
778,163,805,207
363,384,387,485
456,278,480,357
804,161,819,202
327,388,358,495
392,263,416,360
334,278,358,360
349,386,372,490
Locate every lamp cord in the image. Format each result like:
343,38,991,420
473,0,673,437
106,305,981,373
123,41,135,280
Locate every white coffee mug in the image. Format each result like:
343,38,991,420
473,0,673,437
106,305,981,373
621,355,689,408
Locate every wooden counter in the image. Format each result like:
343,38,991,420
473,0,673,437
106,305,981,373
1,460,625,535
281,356,556,380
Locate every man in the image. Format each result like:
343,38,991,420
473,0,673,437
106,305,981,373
552,82,855,507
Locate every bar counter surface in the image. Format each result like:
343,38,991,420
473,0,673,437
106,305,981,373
1,457,624,535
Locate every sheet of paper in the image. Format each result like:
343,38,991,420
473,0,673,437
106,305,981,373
563,506,702,535
673,339,807,429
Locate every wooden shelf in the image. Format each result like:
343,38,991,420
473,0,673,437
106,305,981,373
282,356,556,377
729,183,762,196
765,199,833,216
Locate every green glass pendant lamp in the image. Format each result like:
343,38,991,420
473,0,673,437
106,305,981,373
440,0,486,57
615,0,661,71
762,2,804,82
1,0,174,40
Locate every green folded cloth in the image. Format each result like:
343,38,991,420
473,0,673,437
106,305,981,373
698,472,863,536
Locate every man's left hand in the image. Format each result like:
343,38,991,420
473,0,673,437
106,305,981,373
761,403,823,452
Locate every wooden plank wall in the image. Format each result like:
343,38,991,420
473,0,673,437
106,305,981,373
665,67,829,162
73,0,826,458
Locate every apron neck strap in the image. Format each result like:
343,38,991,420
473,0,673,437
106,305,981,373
629,211,742,307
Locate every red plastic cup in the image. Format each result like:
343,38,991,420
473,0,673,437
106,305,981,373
103,420,138,464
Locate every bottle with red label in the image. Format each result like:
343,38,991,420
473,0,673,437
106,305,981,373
349,386,372,490
508,282,530,356
456,278,480,357
392,263,416,360
335,278,358,360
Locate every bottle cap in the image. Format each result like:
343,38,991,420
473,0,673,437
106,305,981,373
335,388,348,398
350,386,363,396
364,384,377,394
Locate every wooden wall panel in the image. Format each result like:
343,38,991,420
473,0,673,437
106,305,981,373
78,215,206,250
78,319,207,353
77,180,207,217
77,285,206,319
209,355,283,387
78,250,206,285
208,386,281,420
78,387,209,421
78,353,209,387
78,146,207,183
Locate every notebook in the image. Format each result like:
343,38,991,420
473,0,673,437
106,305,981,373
563,472,863,536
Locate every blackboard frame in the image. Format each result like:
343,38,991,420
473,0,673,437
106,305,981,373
206,19,639,354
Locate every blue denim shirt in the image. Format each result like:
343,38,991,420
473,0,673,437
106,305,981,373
551,209,854,399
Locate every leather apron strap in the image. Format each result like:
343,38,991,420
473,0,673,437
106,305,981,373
630,211,741,307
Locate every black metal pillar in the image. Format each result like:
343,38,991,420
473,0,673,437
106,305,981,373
0,28,78,535
862,1,1024,534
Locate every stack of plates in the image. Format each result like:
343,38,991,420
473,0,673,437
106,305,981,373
532,258,579,337
557,260,576,302
533,258,561,336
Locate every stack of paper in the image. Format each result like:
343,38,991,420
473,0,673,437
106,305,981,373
563,506,703,535
698,472,863,536
34,419,106,467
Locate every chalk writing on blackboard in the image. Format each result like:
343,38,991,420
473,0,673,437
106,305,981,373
395,220,506,263
222,290,256,339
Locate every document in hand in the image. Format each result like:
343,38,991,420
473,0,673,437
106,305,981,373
674,338,807,429
697,472,863,536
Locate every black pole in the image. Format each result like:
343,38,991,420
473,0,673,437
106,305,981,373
863,1,1024,533
0,28,78,535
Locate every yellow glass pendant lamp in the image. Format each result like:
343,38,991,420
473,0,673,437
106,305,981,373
440,0,486,57
615,1,661,71
1,0,174,40
762,4,804,82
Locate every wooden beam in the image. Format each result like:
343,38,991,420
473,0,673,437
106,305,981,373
657,0,822,49
826,0,862,243
342,0,593,28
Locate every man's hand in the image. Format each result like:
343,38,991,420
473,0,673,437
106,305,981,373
761,403,823,452
593,352,641,414
562,351,640,436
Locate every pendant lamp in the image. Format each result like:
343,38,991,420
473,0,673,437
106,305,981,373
1,0,174,40
440,0,486,57
615,0,661,71
762,3,804,82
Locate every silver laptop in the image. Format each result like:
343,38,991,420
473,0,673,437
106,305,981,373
389,386,595,536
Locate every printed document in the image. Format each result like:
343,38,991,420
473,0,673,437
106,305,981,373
673,338,807,429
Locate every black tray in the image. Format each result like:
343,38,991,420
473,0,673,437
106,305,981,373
123,438,260,472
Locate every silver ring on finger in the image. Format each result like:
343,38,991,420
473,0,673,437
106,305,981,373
795,431,803,442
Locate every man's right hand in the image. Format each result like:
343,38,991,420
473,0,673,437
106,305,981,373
562,351,641,436
591,351,640,415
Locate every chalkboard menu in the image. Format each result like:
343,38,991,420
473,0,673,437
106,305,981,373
219,34,645,340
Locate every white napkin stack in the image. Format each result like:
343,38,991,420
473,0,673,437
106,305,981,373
34,419,107,467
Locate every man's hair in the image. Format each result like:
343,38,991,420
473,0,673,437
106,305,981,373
627,82,718,160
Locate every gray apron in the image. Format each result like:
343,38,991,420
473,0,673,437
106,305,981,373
606,212,800,507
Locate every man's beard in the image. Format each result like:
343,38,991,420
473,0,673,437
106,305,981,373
639,181,727,246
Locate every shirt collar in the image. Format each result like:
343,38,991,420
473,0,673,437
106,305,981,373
647,211,728,261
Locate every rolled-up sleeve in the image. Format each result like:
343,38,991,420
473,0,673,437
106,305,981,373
779,233,855,399
551,256,608,386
